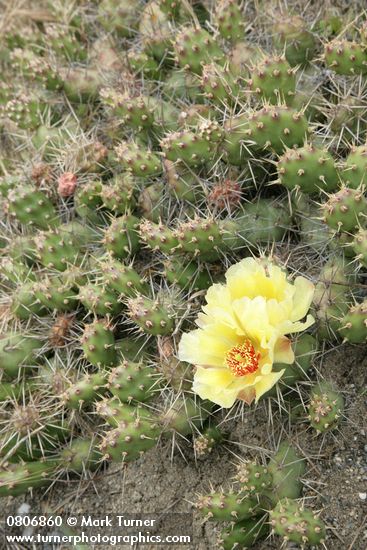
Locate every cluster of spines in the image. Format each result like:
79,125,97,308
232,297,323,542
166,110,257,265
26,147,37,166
307,382,344,433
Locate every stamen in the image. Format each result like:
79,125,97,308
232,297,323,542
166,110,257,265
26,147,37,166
225,341,260,377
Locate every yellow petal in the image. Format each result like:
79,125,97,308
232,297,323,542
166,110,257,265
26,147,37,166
266,299,292,327
273,336,294,364
290,277,315,322
226,258,288,301
232,296,276,344
254,370,285,402
178,326,238,367
283,314,315,334
202,285,242,332
193,366,234,387
192,367,239,407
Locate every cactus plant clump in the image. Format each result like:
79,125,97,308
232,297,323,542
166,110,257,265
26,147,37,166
0,0,364,536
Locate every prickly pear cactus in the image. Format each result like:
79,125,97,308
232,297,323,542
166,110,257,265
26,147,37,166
0,1,364,544
196,490,262,521
307,382,344,433
321,186,366,232
248,56,296,104
325,39,367,75
339,300,367,343
277,144,339,194
270,498,326,546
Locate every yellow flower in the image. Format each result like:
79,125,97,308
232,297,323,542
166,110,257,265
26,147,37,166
178,257,315,408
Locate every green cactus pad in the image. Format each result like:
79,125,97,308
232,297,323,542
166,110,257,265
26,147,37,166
233,198,291,246
78,283,121,316
0,460,58,497
249,56,295,104
161,126,221,167
213,0,245,43
81,320,118,368
59,438,102,472
98,0,140,37
0,333,42,379
114,142,162,177
325,39,367,75
277,144,339,194
100,89,155,132
34,276,79,312
247,105,309,154
321,186,366,233
99,257,148,297
352,228,367,267
8,186,59,229
108,361,158,403
200,63,240,105
193,425,223,456
62,372,107,409
196,490,262,521
139,219,179,255
339,299,367,343
102,215,140,259
99,412,160,462
127,295,175,336
235,461,273,494
163,258,212,290
11,281,47,320
173,26,225,74
273,16,316,66
100,174,137,214
342,145,367,188
174,217,227,261
34,230,81,271
270,498,326,546
308,382,344,433
267,443,306,503
219,516,269,550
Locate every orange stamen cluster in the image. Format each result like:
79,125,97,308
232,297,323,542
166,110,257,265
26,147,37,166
225,341,260,377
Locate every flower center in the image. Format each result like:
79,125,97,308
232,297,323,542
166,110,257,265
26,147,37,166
225,341,260,377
